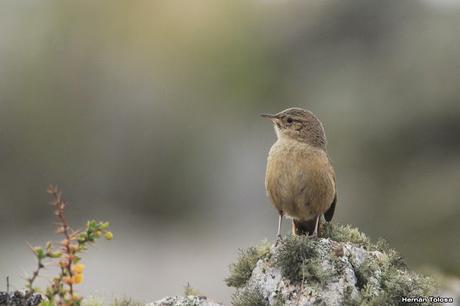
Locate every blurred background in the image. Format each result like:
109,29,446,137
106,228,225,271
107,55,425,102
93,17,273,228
1,0,460,303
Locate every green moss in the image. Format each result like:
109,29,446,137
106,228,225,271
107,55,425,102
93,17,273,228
354,258,381,289
377,268,434,305
370,238,390,252
332,255,348,276
272,295,286,306
301,257,335,285
274,235,318,283
225,241,271,288
359,283,377,302
368,238,407,271
232,287,267,306
321,223,370,247
320,223,436,306
354,248,436,306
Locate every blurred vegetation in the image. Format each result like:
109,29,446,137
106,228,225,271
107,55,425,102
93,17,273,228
0,0,459,302
82,297,143,306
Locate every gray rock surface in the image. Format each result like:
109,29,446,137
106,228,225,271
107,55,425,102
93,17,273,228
148,295,223,306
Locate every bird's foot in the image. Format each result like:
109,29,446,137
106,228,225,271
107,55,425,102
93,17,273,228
274,234,283,246
310,232,318,239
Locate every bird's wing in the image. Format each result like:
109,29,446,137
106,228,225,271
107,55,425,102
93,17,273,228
324,193,336,222
324,163,337,222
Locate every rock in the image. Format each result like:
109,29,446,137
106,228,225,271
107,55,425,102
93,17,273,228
148,295,223,306
226,223,436,306
0,290,42,306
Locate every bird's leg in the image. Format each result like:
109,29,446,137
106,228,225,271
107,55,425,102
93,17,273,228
291,219,296,236
311,215,320,238
275,212,283,245
277,213,283,238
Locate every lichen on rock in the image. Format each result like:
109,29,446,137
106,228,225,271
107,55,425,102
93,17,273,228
226,223,436,306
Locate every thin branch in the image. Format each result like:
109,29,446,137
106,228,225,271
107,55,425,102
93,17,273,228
47,185,74,297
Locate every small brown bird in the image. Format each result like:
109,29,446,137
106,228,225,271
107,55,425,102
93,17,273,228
261,107,337,238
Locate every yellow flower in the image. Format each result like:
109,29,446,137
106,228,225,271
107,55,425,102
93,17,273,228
71,273,84,284
72,263,85,274
104,231,113,240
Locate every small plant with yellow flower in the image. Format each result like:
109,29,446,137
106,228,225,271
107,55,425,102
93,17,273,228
26,185,113,305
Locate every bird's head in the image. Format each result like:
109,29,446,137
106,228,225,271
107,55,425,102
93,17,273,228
261,107,327,148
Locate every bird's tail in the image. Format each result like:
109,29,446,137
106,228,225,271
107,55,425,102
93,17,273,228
293,219,317,235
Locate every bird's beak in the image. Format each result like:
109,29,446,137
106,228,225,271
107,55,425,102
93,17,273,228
260,113,278,121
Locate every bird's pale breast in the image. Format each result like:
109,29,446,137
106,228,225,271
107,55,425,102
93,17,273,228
265,138,336,221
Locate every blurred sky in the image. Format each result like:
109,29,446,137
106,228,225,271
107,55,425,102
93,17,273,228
1,1,460,303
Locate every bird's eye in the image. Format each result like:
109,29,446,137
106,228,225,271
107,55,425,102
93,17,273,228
287,117,293,124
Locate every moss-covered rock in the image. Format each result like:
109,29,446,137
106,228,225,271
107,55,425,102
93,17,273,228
226,223,436,306
225,241,271,288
